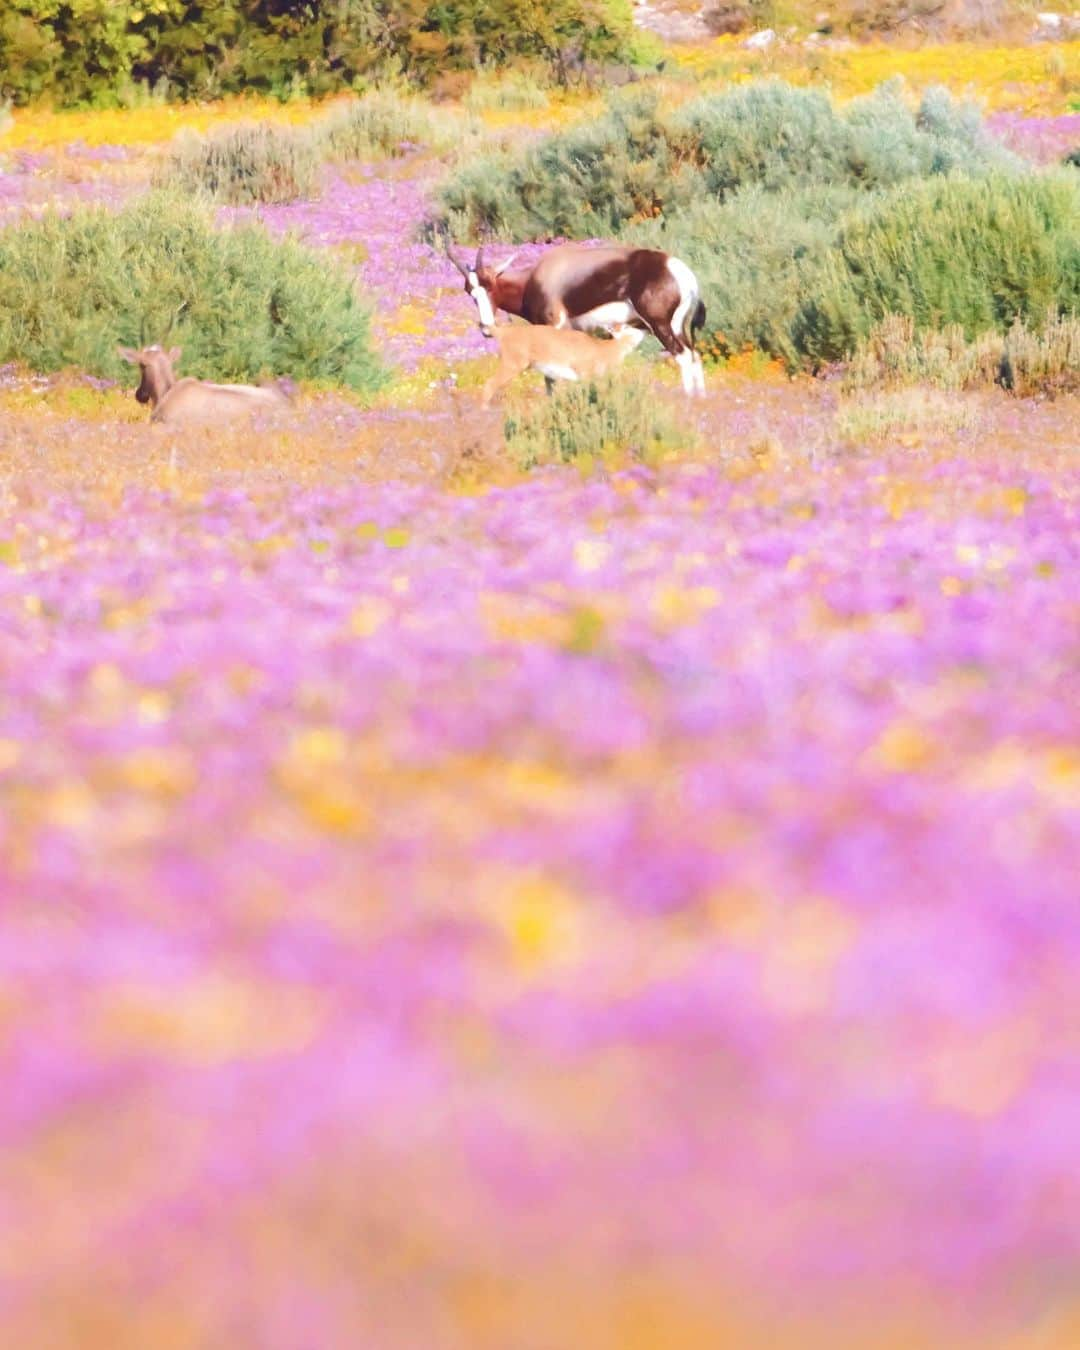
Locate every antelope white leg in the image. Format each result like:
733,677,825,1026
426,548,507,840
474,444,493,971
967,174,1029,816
675,348,696,396
693,352,706,396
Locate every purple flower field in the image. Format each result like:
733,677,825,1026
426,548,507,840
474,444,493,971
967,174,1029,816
2,429,1078,1345
985,112,1080,164
1,100,1079,1347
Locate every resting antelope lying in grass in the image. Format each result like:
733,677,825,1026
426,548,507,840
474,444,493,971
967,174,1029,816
480,322,645,408
118,345,289,425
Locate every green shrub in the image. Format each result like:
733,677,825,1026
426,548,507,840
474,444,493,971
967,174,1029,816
0,1,636,108
503,374,694,469
0,192,385,393
436,89,687,241
161,123,322,206
671,82,856,196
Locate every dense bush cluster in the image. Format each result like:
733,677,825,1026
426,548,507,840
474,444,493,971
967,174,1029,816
0,1,636,107
435,82,1014,240
632,170,1080,366
435,81,1080,368
0,193,384,393
797,172,1079,360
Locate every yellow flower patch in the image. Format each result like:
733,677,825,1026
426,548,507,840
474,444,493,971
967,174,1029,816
670,38,1080,115
0,94,346,151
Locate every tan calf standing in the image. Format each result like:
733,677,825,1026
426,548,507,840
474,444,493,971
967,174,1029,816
118,345,289,425
480,323,645,408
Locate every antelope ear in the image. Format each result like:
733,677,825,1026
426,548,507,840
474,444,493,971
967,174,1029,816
167,346,181,364
493,252,518,278
117,346,139,364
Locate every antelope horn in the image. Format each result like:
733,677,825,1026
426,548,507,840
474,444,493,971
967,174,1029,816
442,235,470,278
475,243,486,271
163,300,187,340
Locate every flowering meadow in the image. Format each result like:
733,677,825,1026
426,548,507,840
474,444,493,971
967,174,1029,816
671,36,1080,114
2,36,1080,1350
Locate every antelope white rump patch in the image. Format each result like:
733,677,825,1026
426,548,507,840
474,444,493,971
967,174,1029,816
667,256,700,344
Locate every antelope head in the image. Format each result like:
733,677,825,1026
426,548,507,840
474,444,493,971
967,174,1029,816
446,240,519,337
118,344,182,408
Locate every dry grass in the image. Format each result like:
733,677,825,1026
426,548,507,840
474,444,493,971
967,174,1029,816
845,312,1080,397
834,388,984,443
4,359,1075,507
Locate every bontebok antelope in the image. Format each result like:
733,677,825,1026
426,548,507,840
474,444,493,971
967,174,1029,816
480,323,644,407
118,345,289,425
449,243,706,397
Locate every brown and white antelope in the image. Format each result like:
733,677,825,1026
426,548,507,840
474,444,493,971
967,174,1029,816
480,322,644,407
449,242,706,397
118,345,290,426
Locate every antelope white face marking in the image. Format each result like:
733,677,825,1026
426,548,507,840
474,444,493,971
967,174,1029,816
467,270,496,333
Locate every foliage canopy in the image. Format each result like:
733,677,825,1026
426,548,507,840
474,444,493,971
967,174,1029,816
0,1,636,107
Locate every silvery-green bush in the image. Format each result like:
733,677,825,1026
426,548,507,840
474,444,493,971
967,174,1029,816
0,192,385,393
433,81,1016,241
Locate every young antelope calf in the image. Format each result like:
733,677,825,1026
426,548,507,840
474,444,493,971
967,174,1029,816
480,323,644,408
118,345,289,426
